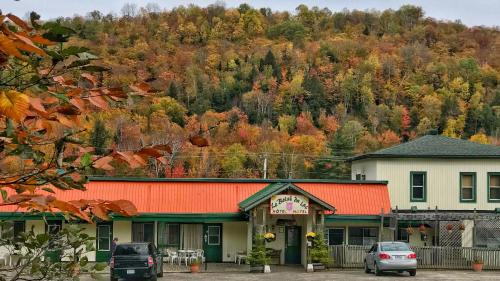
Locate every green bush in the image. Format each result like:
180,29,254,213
247,234,271,266
309,232,332,265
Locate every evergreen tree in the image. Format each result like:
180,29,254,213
312,129,354,179
91,119,109,155
166,81,178,98
263,50,282,83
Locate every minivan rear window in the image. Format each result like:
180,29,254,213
381,243,410,252
114,244,149,255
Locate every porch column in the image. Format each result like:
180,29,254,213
247,211,254,254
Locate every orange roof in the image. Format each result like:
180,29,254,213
0,179,390,216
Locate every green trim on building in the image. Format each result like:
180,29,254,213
488,172,500,203
87,176,387,185
459,172,477,203
111,213,246,223
238,182,336,212
0,212,65,220
410,171,427,202
325,215,381,223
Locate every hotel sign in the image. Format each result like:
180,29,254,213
270,195,309,215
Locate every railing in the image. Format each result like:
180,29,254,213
329,245,500,270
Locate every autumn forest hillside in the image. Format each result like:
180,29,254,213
55,3,500,179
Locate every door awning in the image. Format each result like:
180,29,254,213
238,182,336,212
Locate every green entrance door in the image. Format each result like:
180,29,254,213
45,221,62,262
285,226,301,264
96,222,113,262
203,224,222,262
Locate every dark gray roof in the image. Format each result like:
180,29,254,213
351,135,500,161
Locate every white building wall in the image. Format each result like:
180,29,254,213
113,221,132,243
222,221,247,262
353,158,500,210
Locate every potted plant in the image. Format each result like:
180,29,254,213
418,224,426,233
309,233,331,271
406,226,415,235
306,232,317,242
472,256,484,272
248,234,271,273
459,223,466,232
446,223,454,234
263,232,276,243
190,257,201,273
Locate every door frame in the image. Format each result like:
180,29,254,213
203,223,222,262
96,222,113,262
45,220,63,262
285,225,302,264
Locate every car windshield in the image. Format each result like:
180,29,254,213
380,243,410,251
114,244,149,255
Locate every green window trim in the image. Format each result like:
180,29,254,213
459,172,477,203
488,172,500,203
410,171,427,202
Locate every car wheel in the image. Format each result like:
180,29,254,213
150,274,158,281
364,261,371,273
375,263,383,276
409,270,417,276
110,277,118,281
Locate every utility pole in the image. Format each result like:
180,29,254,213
262,154,268,179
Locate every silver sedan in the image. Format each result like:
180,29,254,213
364,241,417,276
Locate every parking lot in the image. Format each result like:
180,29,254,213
84,270,500,281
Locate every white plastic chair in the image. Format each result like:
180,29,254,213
177,250,189,265
195,249,205,263
168,249,178,265
0,253,9,267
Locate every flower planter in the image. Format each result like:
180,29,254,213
190,264,200,273
250,265,271,273
472,262,483,272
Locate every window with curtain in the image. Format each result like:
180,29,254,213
132,222,154,243
1,221,25,240
181,224,203,250
157,223,180,247
348,227,378,246
460,172,476,202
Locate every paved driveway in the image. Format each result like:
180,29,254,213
84,270,500,281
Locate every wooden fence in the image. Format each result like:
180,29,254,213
329,245,500,270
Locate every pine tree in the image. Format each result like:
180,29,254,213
91,119,109,155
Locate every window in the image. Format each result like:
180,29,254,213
157,223,180,247
397,228,409,242
460,172,476,202
324,228,344,245
207,226,220,245
348,227,378,246
410,172,426,202
1,221,25,240
488,173,500,202
97,224,111,251
355,174,366,181
132,222,154,243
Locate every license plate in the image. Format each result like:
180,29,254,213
395,256,405,260
126,269,135,274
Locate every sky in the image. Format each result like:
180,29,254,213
2,0,499,27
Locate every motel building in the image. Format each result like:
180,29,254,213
0,178,391,267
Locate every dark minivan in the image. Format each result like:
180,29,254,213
110,242,163,281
